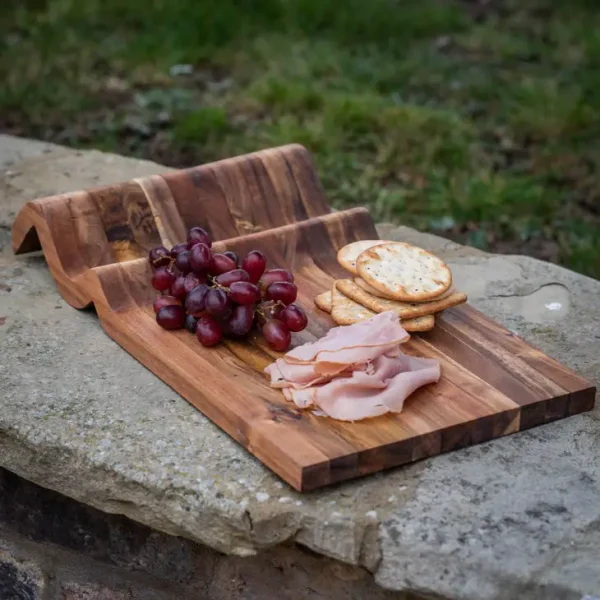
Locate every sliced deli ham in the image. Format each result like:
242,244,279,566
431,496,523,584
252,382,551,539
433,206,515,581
265,359,352,389
310,355,440,421
265,310,441,421
285,387,316,409
283,311,409,365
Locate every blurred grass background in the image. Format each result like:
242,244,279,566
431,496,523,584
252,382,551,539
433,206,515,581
1,0,599,278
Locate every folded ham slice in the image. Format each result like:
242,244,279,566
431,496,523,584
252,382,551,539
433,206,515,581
307,355,440,420
266,310,441,421
284,311,409,367
265,359,356,389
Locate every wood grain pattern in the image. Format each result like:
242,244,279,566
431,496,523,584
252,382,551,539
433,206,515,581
10,143,596,491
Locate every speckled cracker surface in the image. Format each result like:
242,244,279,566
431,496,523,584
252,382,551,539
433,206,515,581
356,242,452,301
337,240,390,275
314,291,332,313
337,279,466,319
331,283,376,325
354,277,454,302
331,282,436,331
400,314,435,332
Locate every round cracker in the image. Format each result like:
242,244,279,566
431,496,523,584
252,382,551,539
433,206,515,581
353,276,397,299
354,277,454,303
331,285,376,325
314,291,332,313
337,240,390,275
337,279,467,319
356,242,452,302
401,314,435,332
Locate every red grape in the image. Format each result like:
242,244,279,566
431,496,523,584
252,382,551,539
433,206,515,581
242,251,267,283
151,268,176,291
205,288,231,318
229,281,261,305
262,319,291,351
156,305,186,330
259,268,294,289
190,243,212,273
215,269,249,287
174,250,192,274
153,295,180,314
170,276,187,299
279,304,308,332
170,243,189,258
185,284,209,316
210,253,237,275
224,304,255,337
185,314,198,333
223,251,239,267
148,238,300,351
183,272,207,294
188,227,212,248
196,316,222,346
266,281,297,305
149,246,171,268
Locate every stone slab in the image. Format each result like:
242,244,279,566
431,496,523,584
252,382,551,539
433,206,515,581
1,467,407,600
1,134,599,600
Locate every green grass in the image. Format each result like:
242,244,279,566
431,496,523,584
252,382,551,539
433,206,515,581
1,0,599,278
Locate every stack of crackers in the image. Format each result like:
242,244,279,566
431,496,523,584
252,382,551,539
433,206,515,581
314,240,467,332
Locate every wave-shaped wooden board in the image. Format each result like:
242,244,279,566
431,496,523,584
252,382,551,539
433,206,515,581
11,144,596,491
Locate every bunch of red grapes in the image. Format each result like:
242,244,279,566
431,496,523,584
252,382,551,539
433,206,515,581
148,227,308,352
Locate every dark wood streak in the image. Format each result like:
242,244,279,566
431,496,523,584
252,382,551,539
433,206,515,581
10,144,596,492
424,317,544,406
452,304,593,393
134,175,187,247
277,148,311,223
439,308,567,400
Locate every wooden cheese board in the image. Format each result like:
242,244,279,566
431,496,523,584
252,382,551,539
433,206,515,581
11,144,596,492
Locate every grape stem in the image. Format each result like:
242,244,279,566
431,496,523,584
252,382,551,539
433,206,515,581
152,257,175,268
256,299,286,322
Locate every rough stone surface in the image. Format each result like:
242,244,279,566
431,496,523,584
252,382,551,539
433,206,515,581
0,542,46,600
60,582,134,600
2,469,405,600
0,134,599,600
0,467,201,586
0,523,202,600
